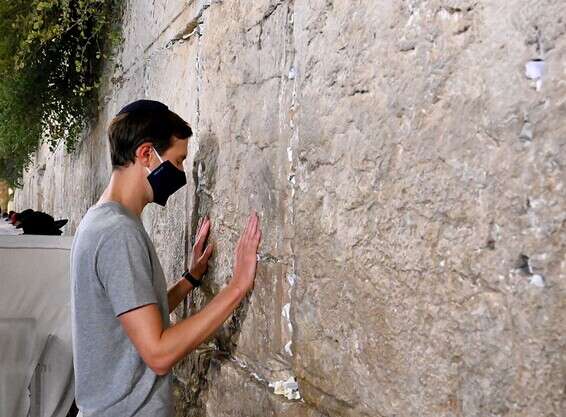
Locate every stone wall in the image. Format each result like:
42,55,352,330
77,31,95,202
14,1,565,416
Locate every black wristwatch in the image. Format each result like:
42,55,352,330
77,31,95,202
182,269,202,287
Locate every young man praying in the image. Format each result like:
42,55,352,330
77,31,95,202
70,99,261,417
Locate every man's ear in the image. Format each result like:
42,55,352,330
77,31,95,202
136,142,154,168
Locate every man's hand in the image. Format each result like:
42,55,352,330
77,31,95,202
167,216,213,313
230,211,262,294
189,216,214,278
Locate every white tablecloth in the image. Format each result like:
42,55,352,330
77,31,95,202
0,219,23,235
0,235,75,417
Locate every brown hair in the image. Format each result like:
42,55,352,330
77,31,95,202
108,108,192,169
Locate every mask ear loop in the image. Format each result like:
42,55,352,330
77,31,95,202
153,146,165,163
145,146,164,174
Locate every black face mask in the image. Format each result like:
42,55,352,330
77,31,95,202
146,147,187,206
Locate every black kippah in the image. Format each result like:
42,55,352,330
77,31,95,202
117,99,169,115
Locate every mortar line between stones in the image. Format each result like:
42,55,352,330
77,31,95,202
285,0,299,363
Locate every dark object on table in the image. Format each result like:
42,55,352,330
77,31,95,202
15,209,35,228
21,211,68,235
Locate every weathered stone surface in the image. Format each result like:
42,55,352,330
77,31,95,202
203,359,328,417
14,0,565,416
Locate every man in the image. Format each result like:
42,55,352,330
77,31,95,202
70,99,261,417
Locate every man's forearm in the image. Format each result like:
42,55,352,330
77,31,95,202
167,277,193,314
156,282,246,373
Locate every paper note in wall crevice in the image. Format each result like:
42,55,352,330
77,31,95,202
525,59,545,91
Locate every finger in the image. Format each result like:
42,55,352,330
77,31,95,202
243,212,253,238
195,219,210,251
200,218,211,240
246,211,257,239
250,211,258,237
199,242,214,262
205,242,214,258
252,232,261,252
235,239,241,258
196,216,206,238
198,217,210,237
193,217,204,246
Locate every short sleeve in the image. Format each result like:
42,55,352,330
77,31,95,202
96,226,158,317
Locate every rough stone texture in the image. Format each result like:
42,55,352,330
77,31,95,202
13,1,565,416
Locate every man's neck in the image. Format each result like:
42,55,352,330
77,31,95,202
97,168,149,218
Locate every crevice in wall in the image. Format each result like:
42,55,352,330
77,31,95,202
188,134,219,282
173,4,220,415
283,0,299,364
228,353,302,401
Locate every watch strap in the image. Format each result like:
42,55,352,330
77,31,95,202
182,269,202,287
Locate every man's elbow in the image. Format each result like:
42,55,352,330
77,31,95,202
142,342,172,376
151,364,171,377
147,355,171,376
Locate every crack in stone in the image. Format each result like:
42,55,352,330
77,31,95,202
246,0,286,32
165,1,213,48
245,0,287,50
228,74,283,87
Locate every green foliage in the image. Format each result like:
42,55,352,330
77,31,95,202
0,0,122,188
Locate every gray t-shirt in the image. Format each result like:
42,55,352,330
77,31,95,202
70,201,172,417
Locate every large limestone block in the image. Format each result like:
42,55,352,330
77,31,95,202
291,0,565,416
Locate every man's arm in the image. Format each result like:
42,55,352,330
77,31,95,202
167,216,213,313
167,276,193,314
119,211,261,375
120,281,245,375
